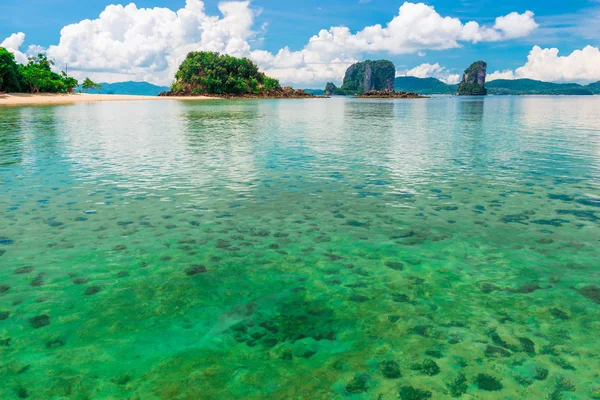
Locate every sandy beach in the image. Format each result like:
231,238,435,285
0,93,215,106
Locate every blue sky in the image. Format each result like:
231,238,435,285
1,0,599,86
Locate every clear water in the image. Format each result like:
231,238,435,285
1,97,599,399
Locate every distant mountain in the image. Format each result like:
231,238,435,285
394,76,598,96
78,81,169,96
302,89,325,96
587,81,600,94
395,76,457,94
486,79,593,95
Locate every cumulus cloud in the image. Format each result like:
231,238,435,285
488,45,600,82
1,33,29,64
398,63,461,84
2,1,539,86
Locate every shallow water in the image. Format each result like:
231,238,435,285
1,96,599,399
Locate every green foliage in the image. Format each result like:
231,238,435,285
0,48,78,94
0,47,21,92
82,77,102,92
172,51,280,95
487,79,594,95
457,61,487,96
457,82,487,95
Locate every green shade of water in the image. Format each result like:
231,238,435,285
1,97,599,399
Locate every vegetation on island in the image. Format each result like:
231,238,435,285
76,81,169,96
81,78,102,92
162,51,312,98
0,47,78,93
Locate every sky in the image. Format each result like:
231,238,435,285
1,0,600,87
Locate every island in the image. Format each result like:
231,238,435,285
159,52,314,99
457,61,488,96
324,60,425,98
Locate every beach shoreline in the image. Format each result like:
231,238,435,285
0,93,216,106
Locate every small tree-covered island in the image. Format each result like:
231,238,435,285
159,51,315,98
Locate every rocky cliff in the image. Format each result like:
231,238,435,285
457,61,487,95
340,60,395,95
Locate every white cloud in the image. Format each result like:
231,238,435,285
489,45,600,83
2,1,539,87
487,69,516,81
1,32,28,64
398,62,461,84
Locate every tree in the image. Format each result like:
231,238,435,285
0,47,21,92
82,77,102,92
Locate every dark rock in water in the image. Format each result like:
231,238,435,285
533,367,548,381
30,274,45,287
349,294,370,303
344,374,370,395
0,338,11,346
185,265,207,276
72,277,88,285
457,61,487,95
519,337,536,356
30,315,50,328
0,237,14,245
388,315,401,323
15,266,34,274
0,284,10,294
398,386,432,400
578,285,600,303
392,294,410,303
447,373,468,398
385,261,404,271
411,359,440,376
0,311,9,320
485,345,511,358
47,220,64,227
16,387,29,398
550,308,570,320
379,360,402,379
475,373,502,391
84,286,102,296
116,271,129,278
113,244,127,251
0,249,5,256
341,60,395,94
512,283,542,294
531,219,569,227
46,338,65,348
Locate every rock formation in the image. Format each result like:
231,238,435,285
340,60,395,95
457,61,487,95
324,82,338,96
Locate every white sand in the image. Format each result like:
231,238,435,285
0,93,216,106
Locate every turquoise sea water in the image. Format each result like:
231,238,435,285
1,96,599,399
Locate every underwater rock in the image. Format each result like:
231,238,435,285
398,386,432,400
72,277,88,285
392,294,411,303
578,285,600,303
485,345,511,358
550,308,569,320
576,197,600,207
410,359,440,376
30,273,45,287
475,373,502,391
385,261,404,271
30,315,50,328
185,264,207,276
0,284,10,294
447,373,468,397
388,315,401,323
117,271,129,278
15,266,34,274
0,249,5,256
534,367,549,381
548,194,574,202
84,286,102,296
344,374,370,395
349,294,370,303
0,237,15,245
519,337,535,356
0,311,9,320
113,244,127,251
379,360,401,379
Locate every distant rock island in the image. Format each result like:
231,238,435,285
78,81,169,96
457,61,487,96
159,51,314,98
324,60,424,98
